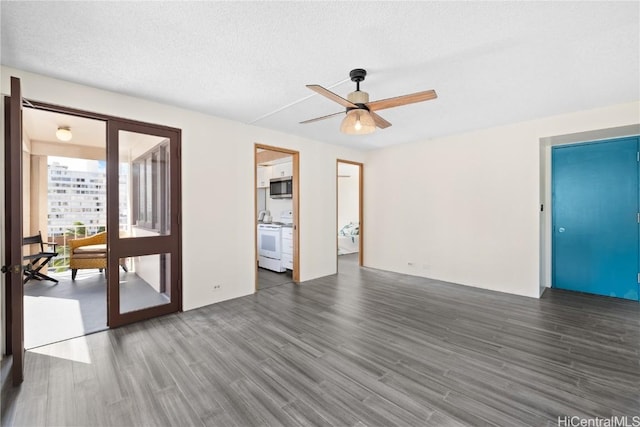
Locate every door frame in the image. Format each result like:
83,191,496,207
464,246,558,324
336,159,364,268
254,144,300,289
3,77,25,385
539,126,640,296
550,136,639,300
106,119,182,327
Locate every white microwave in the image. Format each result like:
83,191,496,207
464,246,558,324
270,176,292,199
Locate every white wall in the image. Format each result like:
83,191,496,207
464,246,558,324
30,155,48,240
131,227,162,292
1,66,366,313
266,196,293,222
364,101,640,298
337,163,360,232
22,132,33,237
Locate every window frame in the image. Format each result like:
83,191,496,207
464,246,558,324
131,139,169,233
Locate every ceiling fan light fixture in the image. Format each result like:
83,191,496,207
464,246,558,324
340,109,376,135
56,126,72,142
302,68,436,134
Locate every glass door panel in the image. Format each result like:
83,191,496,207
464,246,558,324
118,130,170,237
119,254,171,314
107,121,181,327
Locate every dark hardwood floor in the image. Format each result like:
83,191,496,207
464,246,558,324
2,255,639,426
258,265,293,290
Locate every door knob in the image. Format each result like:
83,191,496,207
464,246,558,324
558,227,565,233
1,264,22,274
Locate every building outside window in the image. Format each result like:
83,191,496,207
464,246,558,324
47,157,129,271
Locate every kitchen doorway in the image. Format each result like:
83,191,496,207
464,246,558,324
337,160,363,272
254,144,299,291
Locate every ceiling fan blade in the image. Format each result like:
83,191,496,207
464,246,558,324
367,90,437,111
369,111,392,129
299,111,344,124
306,85,357,108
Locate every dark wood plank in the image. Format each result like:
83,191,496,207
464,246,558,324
3,256,639,426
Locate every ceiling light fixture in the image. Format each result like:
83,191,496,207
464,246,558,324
340,76,376,135
340,109,376,135
55,126,72,142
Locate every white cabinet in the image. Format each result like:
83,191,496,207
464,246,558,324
257,166,271,188
282,257,293,270
272,161,292,178
281,226,293,270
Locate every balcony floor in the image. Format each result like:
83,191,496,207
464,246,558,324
24,269,169,349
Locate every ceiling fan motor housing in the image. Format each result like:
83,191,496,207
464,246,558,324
347,90,369,105
347,68,369,110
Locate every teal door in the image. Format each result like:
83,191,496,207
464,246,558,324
552,136,639,301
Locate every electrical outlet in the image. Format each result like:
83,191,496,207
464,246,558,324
213,284,221,291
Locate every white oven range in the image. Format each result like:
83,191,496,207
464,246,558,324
257,210,293,273
258,223,285,272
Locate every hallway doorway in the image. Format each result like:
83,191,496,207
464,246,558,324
337,160,363,271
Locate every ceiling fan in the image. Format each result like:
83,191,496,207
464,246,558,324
300,68,437,135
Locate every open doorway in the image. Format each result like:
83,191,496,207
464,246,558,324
255,144,299,291
21,107,109,349
337,160,363,272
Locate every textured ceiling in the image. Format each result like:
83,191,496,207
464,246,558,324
2,1,639,150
